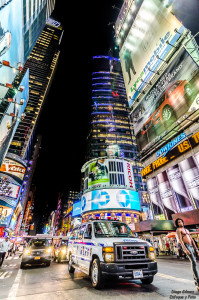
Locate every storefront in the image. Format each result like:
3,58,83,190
135,220,175,252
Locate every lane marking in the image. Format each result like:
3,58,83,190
157,273,192,283
7,269,22,300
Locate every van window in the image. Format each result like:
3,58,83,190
77,225,86,240
70,228,79,240
84,224,92,238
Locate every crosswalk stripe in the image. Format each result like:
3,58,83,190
0,271,12,279
157,273,192,283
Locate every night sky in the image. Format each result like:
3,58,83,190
32,0,119,226
32,0,199,229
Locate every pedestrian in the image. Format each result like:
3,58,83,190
165,241,170,255
175,218,199,291
0,236,11,267
154,239,159,256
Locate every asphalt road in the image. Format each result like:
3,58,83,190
0,254,199,300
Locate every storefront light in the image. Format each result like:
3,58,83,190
134,19,149,31
125,42,135,51
131,4,136,12
123,22,128,30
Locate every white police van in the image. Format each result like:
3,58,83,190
67,218,157,289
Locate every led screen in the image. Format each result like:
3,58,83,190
147,151,199,220
0,154,26,208
72,200,81,217
81,189,141,214
119,0,184,106
0,157,26,183
0,203,13,227
132,48,199,152
85,158,135,191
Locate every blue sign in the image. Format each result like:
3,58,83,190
72,200,81,217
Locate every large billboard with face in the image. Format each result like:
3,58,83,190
119,0,185,106
132,48,199,151
81,188,141,214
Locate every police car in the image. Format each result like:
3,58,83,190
67,218,157,289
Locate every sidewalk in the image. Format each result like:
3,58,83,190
156,253,199,261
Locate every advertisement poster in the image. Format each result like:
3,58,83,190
0,154,26,208
147,177,165,219
72,200,81,217
88,158,109,187
148,151,199,219
81,188,141,214
9,201,22,230
119,0,184,106
0,157,26,183
0,203,13,227
132,48,199,151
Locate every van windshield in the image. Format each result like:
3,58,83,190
93,221,133,238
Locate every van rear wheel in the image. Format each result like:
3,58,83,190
68,254,75,273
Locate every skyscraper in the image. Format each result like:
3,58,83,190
87,55,137,161
9,19,63,159
80,55,149,225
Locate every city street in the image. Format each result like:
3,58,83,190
0,255,199,300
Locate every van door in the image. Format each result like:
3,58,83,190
68,227,79,264
82,224,93,272
76,225,87,269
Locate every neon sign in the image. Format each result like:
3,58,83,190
156,133,186,158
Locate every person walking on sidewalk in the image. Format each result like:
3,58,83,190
176,218,199,291
0,236,11,267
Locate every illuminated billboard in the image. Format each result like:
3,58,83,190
146,151,199,220
0,0,28,166
119,0,185,106
9,201,22,230
84,158,135,191
81,188,141,214
132,48,199,151
0,154,26,208
0,157,26,182
72,200,81,217
0,203,13,227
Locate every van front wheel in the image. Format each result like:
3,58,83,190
91,258,104,289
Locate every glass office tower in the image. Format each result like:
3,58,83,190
9,19,63,159
87,55,138,161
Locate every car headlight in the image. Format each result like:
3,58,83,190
104,253,114,262
61,249,66,254
148,247,155,260
45,248,51,254
24,249,31,255
103,247,114,262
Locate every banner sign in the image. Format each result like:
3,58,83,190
141,129,199,177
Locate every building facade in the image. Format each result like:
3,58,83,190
115,0,199,229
